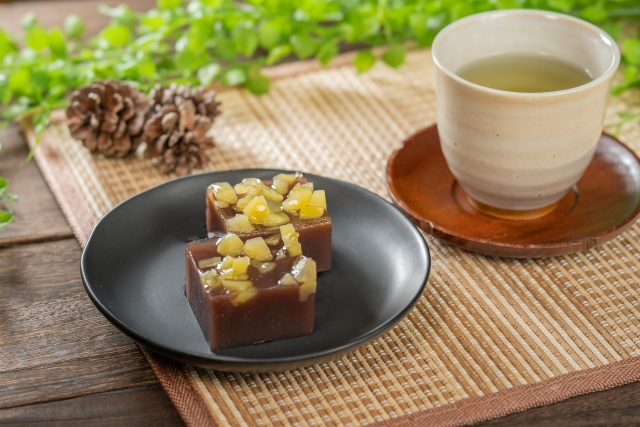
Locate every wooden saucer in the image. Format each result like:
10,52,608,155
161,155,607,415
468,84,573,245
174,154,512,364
386,125,640,258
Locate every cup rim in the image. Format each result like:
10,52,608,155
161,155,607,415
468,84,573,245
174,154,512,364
431,9,621,97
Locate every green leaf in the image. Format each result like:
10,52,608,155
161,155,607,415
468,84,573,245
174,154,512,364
353,50,376,73
266,44,291,65
21,12,37,30
546,0,574,13
175,48,199,71
48,28,67,58
293,9,310,22
409,13,427,37
317,41,338,66
0,77,9,105
359,15,380,38
340,23,355,41
0,210,14,229
497,0,524,8
200,0,223,6
140,11,164,30
290,33,319,59
601,22,621,42
0,177,7,190
8,68,29,97
197,63,221,86
175,36,188,52
579,5,607,23
0,32,16,62
64,15,85,39
26,27,49,52
222,67,247,86
612,78,640,95
624,66,638,82
101,25,130,48
246,74,270,95
158,0,182,9
187,31,206,53
624,39,640,66
323,11,343,22
99,4,136,27
426,14,445,31
259,21,282,50
1,103,28,120
449,3,475,21
33,108,49,136
608,7,640,19
382,45,405,68
137,56,156,78
233,25,259,58
214,36,236,60
28,109,50,160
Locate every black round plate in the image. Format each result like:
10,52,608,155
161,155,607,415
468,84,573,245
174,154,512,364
81,169,430,372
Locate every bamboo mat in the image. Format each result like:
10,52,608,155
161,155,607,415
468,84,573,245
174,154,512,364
24,49,640,427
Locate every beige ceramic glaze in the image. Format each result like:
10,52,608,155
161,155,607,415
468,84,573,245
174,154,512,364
432,10,620,212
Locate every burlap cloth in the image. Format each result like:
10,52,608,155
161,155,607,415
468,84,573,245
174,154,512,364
23,49,640,427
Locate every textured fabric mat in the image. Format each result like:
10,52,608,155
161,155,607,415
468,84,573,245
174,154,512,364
23,49,640,427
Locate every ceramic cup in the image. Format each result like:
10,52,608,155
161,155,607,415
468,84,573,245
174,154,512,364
432,10,620,218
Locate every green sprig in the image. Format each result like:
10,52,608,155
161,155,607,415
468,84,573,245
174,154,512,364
0,0,638,137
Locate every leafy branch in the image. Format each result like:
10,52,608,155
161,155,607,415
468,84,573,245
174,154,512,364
0,0,639,142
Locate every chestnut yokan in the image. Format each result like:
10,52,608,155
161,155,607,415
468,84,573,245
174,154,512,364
206,172,331,272
186,227,317,351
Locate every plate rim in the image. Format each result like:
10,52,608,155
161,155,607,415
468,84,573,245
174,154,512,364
81,168,431,370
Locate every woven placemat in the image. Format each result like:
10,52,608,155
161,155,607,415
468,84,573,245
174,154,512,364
23,49,640,427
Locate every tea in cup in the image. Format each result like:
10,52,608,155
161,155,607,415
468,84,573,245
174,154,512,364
432,10,620,219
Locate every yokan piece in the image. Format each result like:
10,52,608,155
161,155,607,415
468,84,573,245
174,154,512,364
186,225,317,351
206,172,331,271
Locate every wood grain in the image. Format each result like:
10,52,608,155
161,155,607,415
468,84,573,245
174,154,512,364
0,124,74,246
0,385,184,427
478,380,640,426
0,239,158,409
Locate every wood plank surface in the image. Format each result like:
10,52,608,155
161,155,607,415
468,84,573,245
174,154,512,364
0,239,159,409
0,124,73,247
479,380,640,426
0,385,183,427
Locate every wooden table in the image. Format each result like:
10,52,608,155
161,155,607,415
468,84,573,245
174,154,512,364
0,2,640,425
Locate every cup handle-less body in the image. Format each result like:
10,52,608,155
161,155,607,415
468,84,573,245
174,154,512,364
432,10,620,212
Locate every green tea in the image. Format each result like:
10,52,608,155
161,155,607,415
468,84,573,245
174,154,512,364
456,54,592,93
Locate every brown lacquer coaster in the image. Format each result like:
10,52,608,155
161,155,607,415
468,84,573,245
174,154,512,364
386,124,640,258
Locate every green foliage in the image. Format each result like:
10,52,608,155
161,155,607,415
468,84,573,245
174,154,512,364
246,73,271,95
624,39,640,65
354,50,376,73
382,45,406,68
0,0,638,146
0,158,18,229
64,15,85,40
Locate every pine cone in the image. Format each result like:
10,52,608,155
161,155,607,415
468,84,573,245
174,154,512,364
149,83,221,119
66,80,150,158
143,84,220,176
